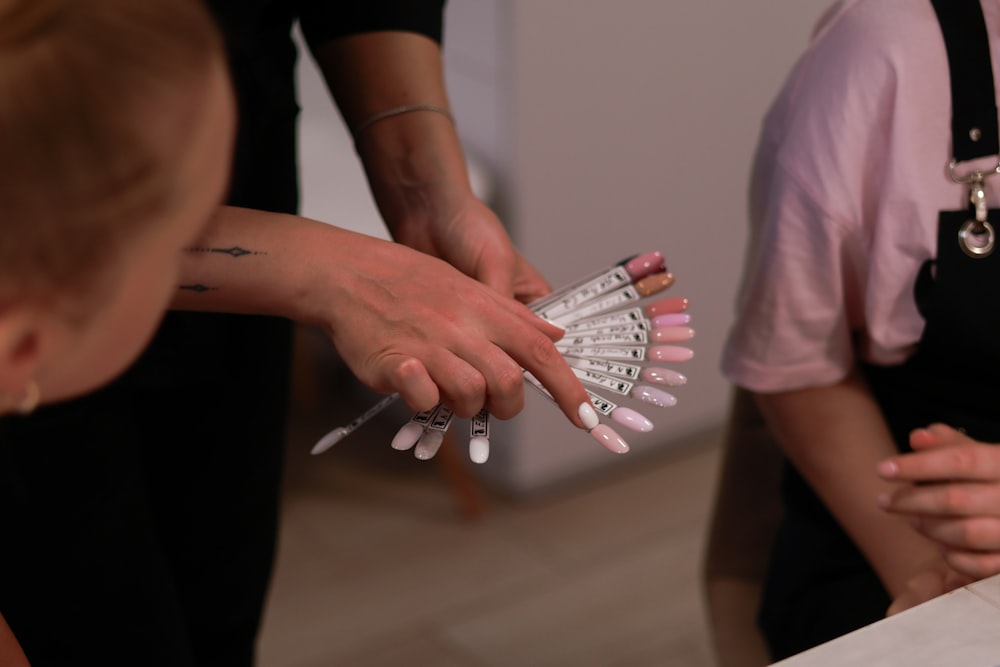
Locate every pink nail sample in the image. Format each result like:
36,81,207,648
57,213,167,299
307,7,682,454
651,326,695,343
635,272,675,297
634,384,677,408
640,367,687,386
649,345,694,362
611,407,654,432
590,424,630,453
651,313,691,327
644,297,689,317
623,251,666,281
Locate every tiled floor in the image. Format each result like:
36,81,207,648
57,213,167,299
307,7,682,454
257,355,723,666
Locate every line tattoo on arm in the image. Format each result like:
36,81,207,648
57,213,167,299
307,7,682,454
186,246,266,258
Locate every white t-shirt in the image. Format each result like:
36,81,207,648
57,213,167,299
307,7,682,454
722,0,1000,393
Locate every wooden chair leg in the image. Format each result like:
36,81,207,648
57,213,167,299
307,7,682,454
436,429,487,520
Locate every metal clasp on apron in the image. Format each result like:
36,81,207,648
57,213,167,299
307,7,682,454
949,160,998,257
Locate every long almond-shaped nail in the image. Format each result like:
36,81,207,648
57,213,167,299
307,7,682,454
414,430,444,460
650,345,694,362
634,385,677,408
624,251,666,280
590,424,630,453
635,272,675,297
611,407,654,432
640,367,687,386
644,297,688,316
391,422,425,451
652,313,690,327
651,326,695,343
579,402,600,429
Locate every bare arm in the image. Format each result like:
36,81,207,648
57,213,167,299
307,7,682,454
753,368,943,598
171,206,592,428
310,31,550,303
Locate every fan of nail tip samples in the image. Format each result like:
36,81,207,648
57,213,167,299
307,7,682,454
310,250,693,464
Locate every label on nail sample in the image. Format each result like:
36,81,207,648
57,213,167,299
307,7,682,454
587,390,618,415
471,409,490,438
555,344,647,361
563,308,646,333
535,268,632,321
549,286,642,326
563,322,650,338
564,356,643,379
571,368,634,396
428,405,454,431
411,407,437,425
566,331,648,346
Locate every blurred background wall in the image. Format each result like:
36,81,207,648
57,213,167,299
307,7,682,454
295,1,830,496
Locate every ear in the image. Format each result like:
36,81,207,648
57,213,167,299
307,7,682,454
0,305,46,395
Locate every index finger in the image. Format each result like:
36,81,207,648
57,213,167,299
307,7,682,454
493,302,630,454
877,444,1000,483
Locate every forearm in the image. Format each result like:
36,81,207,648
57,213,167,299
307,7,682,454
312,31,472,234
172,206,360,326
753,369,940,597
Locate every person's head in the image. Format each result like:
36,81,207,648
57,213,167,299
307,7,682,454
0,0,235,414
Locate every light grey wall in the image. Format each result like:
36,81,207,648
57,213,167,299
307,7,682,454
444,1,830,495
295,1,832,495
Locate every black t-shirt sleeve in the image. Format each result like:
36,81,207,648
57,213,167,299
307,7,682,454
298,1,446,49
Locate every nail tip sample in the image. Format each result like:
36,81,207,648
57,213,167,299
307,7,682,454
589,424,630,454
611,407,654,433
391,423,425,451
469,437,490,464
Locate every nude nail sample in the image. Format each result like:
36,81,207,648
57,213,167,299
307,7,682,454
644,297,689,316
651,313,691,327
611,407,654,432
414,430,444,460
634,384,677,408
391,422,425,451
635,272,675,297
640,367,687,386
649,345,694,362
651,326,695,343
590,424,630,453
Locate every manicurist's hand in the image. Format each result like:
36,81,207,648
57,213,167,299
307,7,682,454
877,423,1000,580
173,208,594,430
313,30,551,304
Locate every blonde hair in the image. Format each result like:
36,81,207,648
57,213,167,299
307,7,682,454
0,0,224,304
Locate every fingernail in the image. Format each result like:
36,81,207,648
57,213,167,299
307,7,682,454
651,326,695,343
611,407,654,432
877,460,899,478
645,297,689,316
651,313,691,327
634,385,677,408
578,402,600,430
414,430,444,460
640,367,687,386
650,345,694,363
469,436,490,464
635,272,674,297
391,423,425,451
623,251,665,280
590,424,630,454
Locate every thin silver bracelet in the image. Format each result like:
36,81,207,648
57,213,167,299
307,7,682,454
353,103,454,138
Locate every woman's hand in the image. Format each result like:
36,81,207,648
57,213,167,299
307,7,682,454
877,423,1000,580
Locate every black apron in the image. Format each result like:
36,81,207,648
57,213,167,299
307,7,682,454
759,0,1000,659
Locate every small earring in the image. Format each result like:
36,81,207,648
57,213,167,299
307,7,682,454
14,380,40,415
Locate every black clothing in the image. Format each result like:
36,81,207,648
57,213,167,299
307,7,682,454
0,2,443,665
